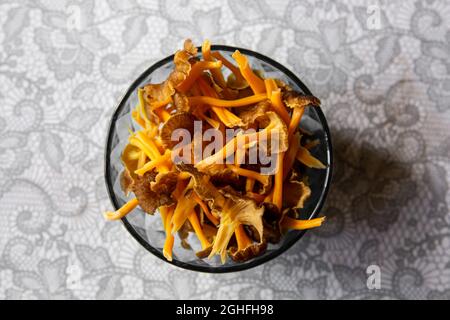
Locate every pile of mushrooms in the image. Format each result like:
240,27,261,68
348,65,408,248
104,39,326,264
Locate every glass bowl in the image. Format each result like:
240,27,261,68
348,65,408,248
104,45,333,273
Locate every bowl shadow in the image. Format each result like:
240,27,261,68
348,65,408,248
320,125,418,236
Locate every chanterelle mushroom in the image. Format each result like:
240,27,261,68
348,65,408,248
144,39,197,109
209,192,264,263
132,170,176,214
283,91,321,109
229,242,267,262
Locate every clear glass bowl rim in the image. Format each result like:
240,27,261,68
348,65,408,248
104,44,334,273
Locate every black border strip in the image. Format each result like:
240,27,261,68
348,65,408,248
104,45,333,273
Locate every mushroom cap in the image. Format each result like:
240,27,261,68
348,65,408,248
132,170,177,214
119,143,141,195
229,241,267,262
283,90,321,109
144,39,197,106
283,179,311,210
160,112,196,149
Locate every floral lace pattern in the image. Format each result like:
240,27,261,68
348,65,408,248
0,0,449,300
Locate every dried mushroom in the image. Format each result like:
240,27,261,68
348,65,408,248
173,92,191,113
283,180,311,210
133,170,175,214
160,112,195,149
144,39,197,108
235,99,271,127
209,193,264,263
283,90,321,109
229,242,267,262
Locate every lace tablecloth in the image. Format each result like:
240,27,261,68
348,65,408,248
1,0,449,300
